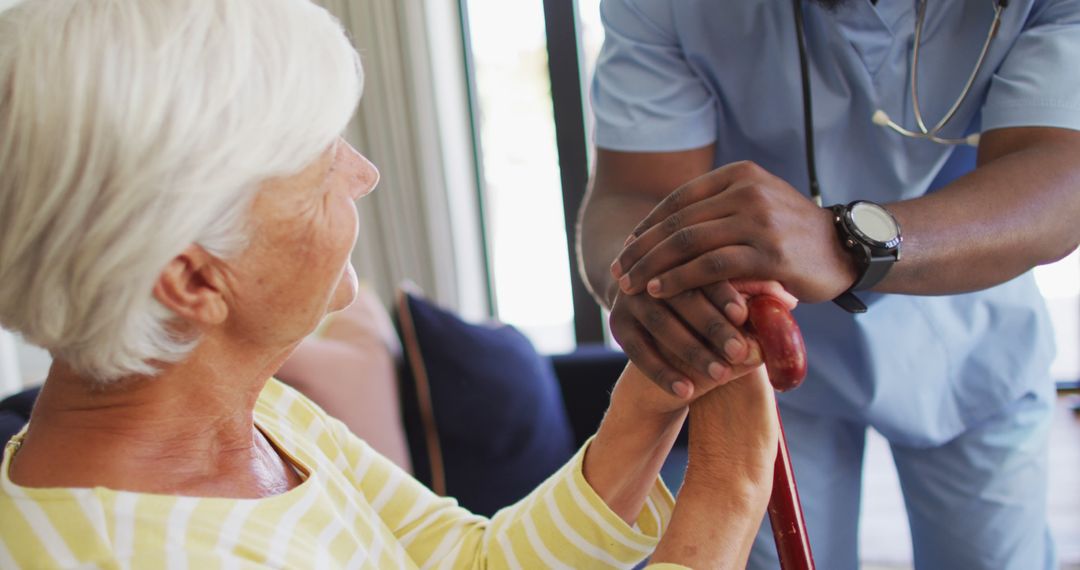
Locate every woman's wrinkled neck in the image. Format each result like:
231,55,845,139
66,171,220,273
8,336,299,495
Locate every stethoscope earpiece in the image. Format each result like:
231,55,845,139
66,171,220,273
796,0,1000,202
866,0,1003,147
871,110,891,127
870,109,981,147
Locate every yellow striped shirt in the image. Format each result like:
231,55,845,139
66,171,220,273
0,379,683,569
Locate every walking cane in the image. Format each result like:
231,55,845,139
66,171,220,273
747,296,815,570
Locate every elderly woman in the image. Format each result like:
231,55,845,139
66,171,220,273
0,1,782,568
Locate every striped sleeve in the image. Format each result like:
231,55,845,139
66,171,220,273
317,400,676,569
483,438,675,569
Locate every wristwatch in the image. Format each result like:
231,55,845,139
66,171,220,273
829,200,902,314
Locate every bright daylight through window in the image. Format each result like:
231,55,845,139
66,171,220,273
464,0,602,353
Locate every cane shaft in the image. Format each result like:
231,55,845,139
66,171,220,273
747,296,814,570
767,408,814,570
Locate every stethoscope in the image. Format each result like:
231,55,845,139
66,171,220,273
793,0,1008,206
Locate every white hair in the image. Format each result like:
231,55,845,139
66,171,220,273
0,0,363,383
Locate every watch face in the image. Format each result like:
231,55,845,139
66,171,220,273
850,202,899,245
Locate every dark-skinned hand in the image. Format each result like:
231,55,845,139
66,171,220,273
610,161,858,303
608,278,796,399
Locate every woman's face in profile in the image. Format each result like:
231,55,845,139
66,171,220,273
222,139,379,345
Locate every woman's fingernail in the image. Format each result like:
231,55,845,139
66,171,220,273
708,362,727,382
619,275,631,292
610,259,622,277
724,338,745,361
743,343,762,365
624,234,634,246
647,279,662,296
671,380,693,399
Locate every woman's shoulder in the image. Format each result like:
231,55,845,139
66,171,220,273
254,378,353,467
256,377,331,426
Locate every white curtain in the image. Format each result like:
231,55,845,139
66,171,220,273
317,0,489,318
0,329,19,396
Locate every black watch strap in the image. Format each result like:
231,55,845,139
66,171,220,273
833,291,867,313
851,251,896,292
833,251,894,314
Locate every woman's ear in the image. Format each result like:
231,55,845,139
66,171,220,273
152,246,229,326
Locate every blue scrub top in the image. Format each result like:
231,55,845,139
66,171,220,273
591,0,1080,446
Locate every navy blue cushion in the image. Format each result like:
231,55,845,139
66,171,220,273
395,287,574,517
0,386,40,444
550,344,627,449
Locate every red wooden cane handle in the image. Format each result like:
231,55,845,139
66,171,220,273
747,296,815,570
746,296,807,392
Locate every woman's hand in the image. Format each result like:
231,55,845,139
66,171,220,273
581,347,774,527
582,356,759,525
685,366,778,490
650,366,779,569
610,362,778,491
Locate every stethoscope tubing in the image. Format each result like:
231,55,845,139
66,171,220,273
879,0,1006,146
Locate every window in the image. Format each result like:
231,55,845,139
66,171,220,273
460,0,610,354
463,0,576,353
1036,250,1080,382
